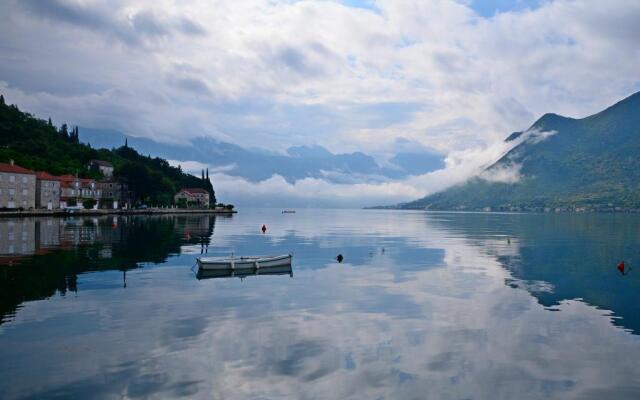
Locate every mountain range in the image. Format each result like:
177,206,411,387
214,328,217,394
401,91,640,211
79,129,445,184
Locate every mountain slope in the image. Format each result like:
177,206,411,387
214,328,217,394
403,91,640,210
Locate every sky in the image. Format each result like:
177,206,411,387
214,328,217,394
1,0,639,207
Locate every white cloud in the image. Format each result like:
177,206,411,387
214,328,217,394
1,0,639,205
524,128,558,145
479,163,522,184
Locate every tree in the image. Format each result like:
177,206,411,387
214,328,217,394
48,117,53,126
72,126,79,143
60,123,68,137
0,94,4,105
83,198,97,209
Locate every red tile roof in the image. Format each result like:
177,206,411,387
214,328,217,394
36,171,61,181
91,160,113,167
57,175,76,188
179,188,209,195
0,162,35,175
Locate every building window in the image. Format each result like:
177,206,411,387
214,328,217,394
22,176,27,183
10,175,15,183
9,189,15,195
22,189,27,196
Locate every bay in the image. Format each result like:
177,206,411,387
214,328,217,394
0,209,639,399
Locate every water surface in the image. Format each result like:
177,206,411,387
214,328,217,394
1,210,639,399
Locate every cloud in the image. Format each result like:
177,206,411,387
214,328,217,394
524,128,558,145
19,0,205,47
1,0,639,204
479,163,522,183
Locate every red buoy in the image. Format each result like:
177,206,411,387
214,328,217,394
617,261,625,274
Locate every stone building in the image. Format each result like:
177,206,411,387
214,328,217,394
174,188,210,208
0,161,36,209
35,172,61,210
89,160,114,177
58,175,101,208
97,180,131,209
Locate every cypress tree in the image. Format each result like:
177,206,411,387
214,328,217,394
0,94,4,105
201,169,205,180
48,117,53,126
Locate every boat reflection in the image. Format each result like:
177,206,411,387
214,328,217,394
196,264,293,280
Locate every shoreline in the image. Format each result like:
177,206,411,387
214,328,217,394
0,208,237,218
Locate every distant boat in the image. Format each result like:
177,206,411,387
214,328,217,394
197,254,292,270
282,210,296,213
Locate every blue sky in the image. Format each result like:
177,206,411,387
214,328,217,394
339,0,547,17
0,0,639,206
464,0,546,17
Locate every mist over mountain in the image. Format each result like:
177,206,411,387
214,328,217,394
79,129,445,184
401,91,640,211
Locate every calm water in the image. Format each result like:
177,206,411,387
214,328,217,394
1,209,639,399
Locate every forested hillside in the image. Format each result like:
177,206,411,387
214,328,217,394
0,95,215,205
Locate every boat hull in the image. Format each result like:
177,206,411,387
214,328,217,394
197,265,293,280
197,254,292,270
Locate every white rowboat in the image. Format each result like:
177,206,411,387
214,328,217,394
197,254,292,270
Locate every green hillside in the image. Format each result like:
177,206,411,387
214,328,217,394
0,95,215,206
403,91,640,211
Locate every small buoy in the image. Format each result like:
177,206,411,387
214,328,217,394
617,261,626,275
336,254,344,263
261,224,267,234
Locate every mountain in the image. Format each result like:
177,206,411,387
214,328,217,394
402,91,640,211
78,128,445,183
